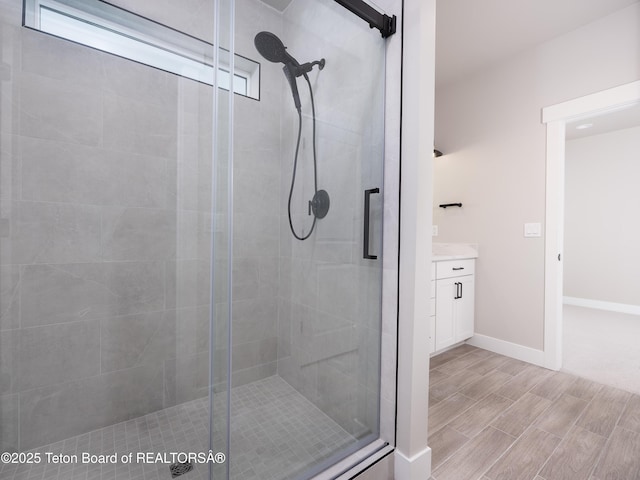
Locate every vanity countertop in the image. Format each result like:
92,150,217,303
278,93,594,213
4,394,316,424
432,243,479,261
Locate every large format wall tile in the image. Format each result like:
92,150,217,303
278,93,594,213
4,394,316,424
21,137,118,205
317,358,358,433
0,8,20,50
234,169,280,217
232,337,277,372
232,298,278,346
174,305,211,357
317,264,357,320
0,133,20,213
21,29,104,89
100,310,176,373
0,265,20,331
163,352,210,407
171,134,214,212
232,360,277,388
21,262,166,327
101,53,177,107
257,256,279,299
176,211,212,260
101,207,177,261
231,257,260,302
277,298,292,358
19,72,102,146
17,321,100,391
166,259,212,309
0,329,18,395
233,213,279,259
103,93,177,159
20,264,113,327
19,363,164,450
5,201,101,265
98,261,167,316
21,137,170,209
279,257,318,308
0,393,19,453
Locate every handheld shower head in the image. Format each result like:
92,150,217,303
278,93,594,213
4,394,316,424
253,31,329,240
254,31,326,111
254,31,299,66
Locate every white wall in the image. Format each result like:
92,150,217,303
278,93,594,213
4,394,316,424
564,125,640,307
434,3,640,350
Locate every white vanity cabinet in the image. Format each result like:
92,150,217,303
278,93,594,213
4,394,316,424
429,262,436,353
433,258,475,353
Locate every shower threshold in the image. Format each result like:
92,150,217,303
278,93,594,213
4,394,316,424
0,376,356,480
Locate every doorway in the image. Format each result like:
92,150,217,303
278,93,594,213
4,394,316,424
561,105,640,393
542,81,640,380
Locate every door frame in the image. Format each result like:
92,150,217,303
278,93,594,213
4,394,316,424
541,80,640,370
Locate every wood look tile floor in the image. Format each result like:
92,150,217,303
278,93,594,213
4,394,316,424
428,344,640,480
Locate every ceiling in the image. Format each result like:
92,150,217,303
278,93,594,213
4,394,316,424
259,0,639,86
436,0,639,87
566,102,640,140
259,0,292,11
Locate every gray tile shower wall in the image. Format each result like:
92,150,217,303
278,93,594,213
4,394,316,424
0,0,283,452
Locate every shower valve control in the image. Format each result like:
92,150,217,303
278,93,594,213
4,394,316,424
309,190,330,219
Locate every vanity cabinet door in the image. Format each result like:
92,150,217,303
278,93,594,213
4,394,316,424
455,275,475,342
435,277,456,351
429,275,436,353
435,274,475,352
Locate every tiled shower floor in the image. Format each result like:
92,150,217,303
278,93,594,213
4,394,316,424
0,376,355,480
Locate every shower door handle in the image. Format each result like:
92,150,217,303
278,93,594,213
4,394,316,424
363,188,380,260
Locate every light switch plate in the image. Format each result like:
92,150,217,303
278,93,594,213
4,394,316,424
524,222,541,237
432,225,438,237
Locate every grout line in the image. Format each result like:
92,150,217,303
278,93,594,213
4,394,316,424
488,422,519,440
581,392,638,478
429,346,640,480
588,425,616,480
475,426,518,480
534,388,607,479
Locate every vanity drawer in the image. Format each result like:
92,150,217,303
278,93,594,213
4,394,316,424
436,259,475,279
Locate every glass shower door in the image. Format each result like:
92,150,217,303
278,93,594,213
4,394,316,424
214,0,387,478
0,1,224,480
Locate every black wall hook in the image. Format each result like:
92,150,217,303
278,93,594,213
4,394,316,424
439,203,462,209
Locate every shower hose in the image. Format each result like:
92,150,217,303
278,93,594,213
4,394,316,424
288,74,318,241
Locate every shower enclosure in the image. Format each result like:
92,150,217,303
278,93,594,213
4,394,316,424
0,0,397,478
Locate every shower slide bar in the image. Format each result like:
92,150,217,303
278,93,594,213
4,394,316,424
334,0,396,38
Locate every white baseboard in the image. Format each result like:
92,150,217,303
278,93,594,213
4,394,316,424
466,334,545,367
563,297,640,316
394,447,431,480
